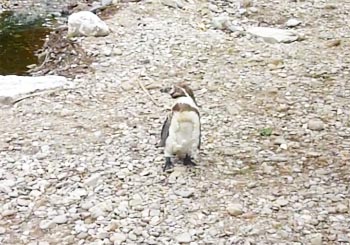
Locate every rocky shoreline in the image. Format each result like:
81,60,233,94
28,0,120,78
1,0,350,244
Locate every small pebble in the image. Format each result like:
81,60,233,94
308,119,325,131
227,203,243,216
175,232,193,243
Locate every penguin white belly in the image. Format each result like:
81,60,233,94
165,111,200,158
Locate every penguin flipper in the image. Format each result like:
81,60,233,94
159,113,172,147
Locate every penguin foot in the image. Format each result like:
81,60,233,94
163,157,174,172
183,155,196,167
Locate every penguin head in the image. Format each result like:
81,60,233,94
160,82,198,105
169,82,196,102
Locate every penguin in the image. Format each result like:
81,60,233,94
160,82,201,171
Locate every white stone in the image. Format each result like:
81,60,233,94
107,220,119,232
97,231,109,239
280,143,288,150
211,14,230,30
262,162,274,174
286,18,302,27
249,7,258,13
336,203,348,213
38,242,50,245
310,233,323,245
17,199,30,206
208,3,220,13
68,11,110,37
128,232,137,241
39,219,55,229
77,232,88,239
275,198,289,207
274,137,286,146
114,48,123,56
53,215,68,224
162,0,185,9
174,188,194,198
2,209,16,217
175,232,193,243
0,75,67,98
238,8,247,15
89,206,106,218
89,201,112,218
0,183,11,194
227,203,243,216
30,190,42,198
102,0,113,6
308,119,325,131
70,188,88,199
149,216,161,225
168,166,186,183
0,179,15,188
226,24,245,33
84,173,101,188
246,27,300,43
110,232,127,244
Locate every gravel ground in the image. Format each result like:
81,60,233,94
1,0,350,244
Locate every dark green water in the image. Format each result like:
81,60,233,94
0,11,52,75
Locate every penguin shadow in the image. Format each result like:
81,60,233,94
155,143,208,174
163,155,207,174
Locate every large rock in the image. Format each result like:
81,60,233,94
68,11,110,37
0,75,67,98
246,27,300,43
